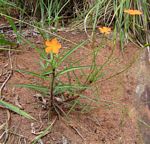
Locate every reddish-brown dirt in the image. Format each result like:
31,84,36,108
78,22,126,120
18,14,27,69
0,30,143,144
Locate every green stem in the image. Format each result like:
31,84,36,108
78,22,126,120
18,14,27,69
50,68,55,107
84,34,96,84
48,68,55,119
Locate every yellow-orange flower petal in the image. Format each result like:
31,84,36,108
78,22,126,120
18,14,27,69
52,47,59,54
124,9,142,15
45,38,61,54
98,26,111,35
45,46,53,53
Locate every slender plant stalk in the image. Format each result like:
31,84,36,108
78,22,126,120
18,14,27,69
50,68,55,107
84,34,96,84
48,68,55,119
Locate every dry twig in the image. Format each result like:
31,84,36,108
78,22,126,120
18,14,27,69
69,124,85,141
0,46,13,98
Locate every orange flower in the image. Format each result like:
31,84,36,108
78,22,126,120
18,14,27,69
45,38,61,54
98,26,111,35
124,9,142,15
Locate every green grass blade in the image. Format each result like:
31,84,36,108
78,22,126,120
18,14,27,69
16,84,49,94
54,84,89,95
57,40,88,67
0,100,35,120
144,43,150,47
55,84,88,90
56,66,90,77
6,17,17,33
31,117,57,144
0,37,16,46
6,16,21,43
15,69,49,80
41,69,53,76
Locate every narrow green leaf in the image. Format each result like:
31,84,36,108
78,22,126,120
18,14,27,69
58,40,88,67
31,118,56,144
6,16,21,43
6,17,17,33
0,38,16,46
41,69,53,76
0,47,20,51
15,69,49,79
55,84,88,90
0,100,35,120
54,84,89,94
16,84,49,94
144,43,150,47
56,66,89,77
